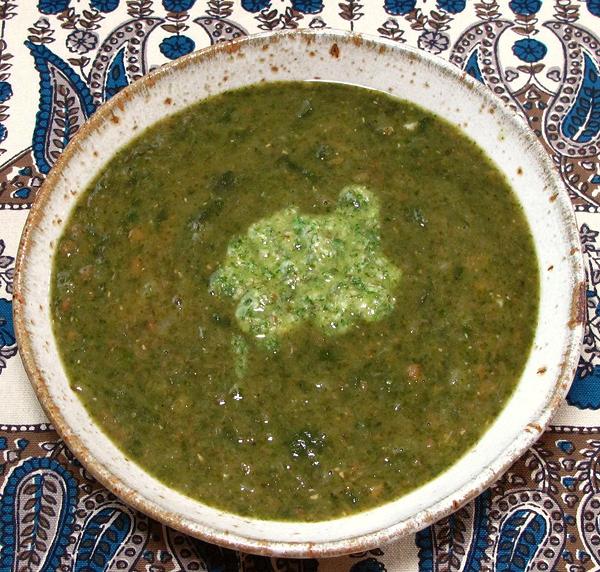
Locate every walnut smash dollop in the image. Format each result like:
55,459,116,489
209,186,401,350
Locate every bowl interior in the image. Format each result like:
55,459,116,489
14,31,584,557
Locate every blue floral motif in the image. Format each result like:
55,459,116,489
384,0,416,14
437,0,466,13
13,188,31,199
0,124,6,143
587,0,600,17
241,0,270,11
556,440,575,454
512,38,547,63
292,0,324,14
0,299,14,348
162,0,195,11
38,0,70,14
418,31,450,54
509,0,542,15
66,30,98,54
90,0,120,12
159,35,195,60
0,82,12,104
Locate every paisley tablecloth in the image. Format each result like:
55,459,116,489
0,1,599,570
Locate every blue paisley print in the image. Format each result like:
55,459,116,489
417,490,491,572
104,49,128,99
0,1,598,570
465,51,484,82
568,367,600,409
0,457,78,572
496,509,547,570
73,506,133,572
26,41,96,174
561,53,600,143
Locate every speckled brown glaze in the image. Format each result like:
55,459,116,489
13,30,585,558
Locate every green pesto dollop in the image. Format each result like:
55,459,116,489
210,185,401,345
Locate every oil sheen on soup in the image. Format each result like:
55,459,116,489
52,81,539,521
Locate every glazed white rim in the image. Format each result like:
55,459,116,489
13,30,585,558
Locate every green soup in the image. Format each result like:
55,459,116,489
52,81,539,521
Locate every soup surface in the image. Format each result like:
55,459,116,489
52,81,539,521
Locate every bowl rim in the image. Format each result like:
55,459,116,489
13,28,586,558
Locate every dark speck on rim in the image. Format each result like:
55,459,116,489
517,167,523,175
329,43,340,58
526,422,543,434
225,42,241,54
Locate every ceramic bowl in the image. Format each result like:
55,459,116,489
13,30,585,558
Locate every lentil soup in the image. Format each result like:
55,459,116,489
52,81,539,521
